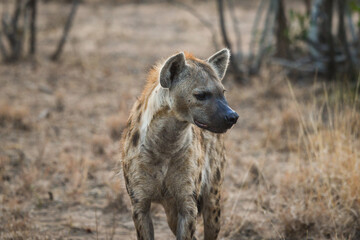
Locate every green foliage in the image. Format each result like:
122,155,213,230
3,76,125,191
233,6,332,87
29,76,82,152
287,9,310,42
349,0,360,27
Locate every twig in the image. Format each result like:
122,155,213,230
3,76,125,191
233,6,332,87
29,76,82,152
51,0,79,61
170,1,219,50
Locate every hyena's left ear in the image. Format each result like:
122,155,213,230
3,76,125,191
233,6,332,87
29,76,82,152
207,48,230,80
160,52,186,89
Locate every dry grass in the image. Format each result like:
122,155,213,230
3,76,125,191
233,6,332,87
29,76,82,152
0,103,31,130
0,1,359,239
275,80,360,239
91,135,111,156
55,90,65,112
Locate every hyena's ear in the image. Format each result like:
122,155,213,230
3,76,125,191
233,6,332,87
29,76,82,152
207,48,230,80
160,52,186,88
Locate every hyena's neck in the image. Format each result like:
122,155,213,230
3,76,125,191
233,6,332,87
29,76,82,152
140,84,192,155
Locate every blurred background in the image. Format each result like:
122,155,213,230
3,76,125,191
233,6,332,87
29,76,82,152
0,0,360,239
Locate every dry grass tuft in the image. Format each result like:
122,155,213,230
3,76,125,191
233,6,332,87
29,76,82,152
275,81,360,239
0,209,33,239
227,221,262,240
0,103,11,126
91,135,110,156
0,103,31,130
103,193,129,214
60,153,91,196
55,91,65,112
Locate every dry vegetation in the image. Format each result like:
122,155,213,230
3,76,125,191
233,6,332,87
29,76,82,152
0,1,359,239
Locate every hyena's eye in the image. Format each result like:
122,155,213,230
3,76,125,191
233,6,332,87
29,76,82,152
194,92,211,101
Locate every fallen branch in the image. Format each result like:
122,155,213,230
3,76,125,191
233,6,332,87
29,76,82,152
271,53,349,74
271,57,319,73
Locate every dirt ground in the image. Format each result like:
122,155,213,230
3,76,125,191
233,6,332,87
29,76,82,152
1,1,359,240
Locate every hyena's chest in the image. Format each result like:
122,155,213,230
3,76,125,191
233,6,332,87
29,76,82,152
137,128,206,201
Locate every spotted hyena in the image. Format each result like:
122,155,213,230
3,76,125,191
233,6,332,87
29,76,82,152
121,49,238,240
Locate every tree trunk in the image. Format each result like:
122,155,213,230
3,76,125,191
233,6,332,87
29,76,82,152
29,0,37,55
324,0,335,80
337,0,357,76
275,0,290,59
11,0,23,61
308,0,335,77
308,0,322,60
304,0,311,15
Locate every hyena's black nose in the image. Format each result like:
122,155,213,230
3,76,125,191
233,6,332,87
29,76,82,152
225,111,239,125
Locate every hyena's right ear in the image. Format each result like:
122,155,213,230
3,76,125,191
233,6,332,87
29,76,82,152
160,52,186,89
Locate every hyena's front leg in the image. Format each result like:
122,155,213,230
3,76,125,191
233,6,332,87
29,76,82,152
175,194,198,240
202,187,221,240
131,199,154,240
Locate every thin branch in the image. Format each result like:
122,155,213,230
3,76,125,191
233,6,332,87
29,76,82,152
51,0,79,61
249,0,266,62
226,0,242,58
170,1,219,50
2,0,25,61
267,0,278,48
12,0,22,36
250,0,276,74
218,0,231,48
217,0,244,81
0,31,8,60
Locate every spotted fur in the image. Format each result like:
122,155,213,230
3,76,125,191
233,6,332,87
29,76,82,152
121,49,236,240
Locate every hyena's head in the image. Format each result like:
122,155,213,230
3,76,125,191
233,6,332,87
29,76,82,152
159,48,238,133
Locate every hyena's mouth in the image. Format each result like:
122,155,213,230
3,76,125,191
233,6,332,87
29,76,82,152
194,120,208,129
